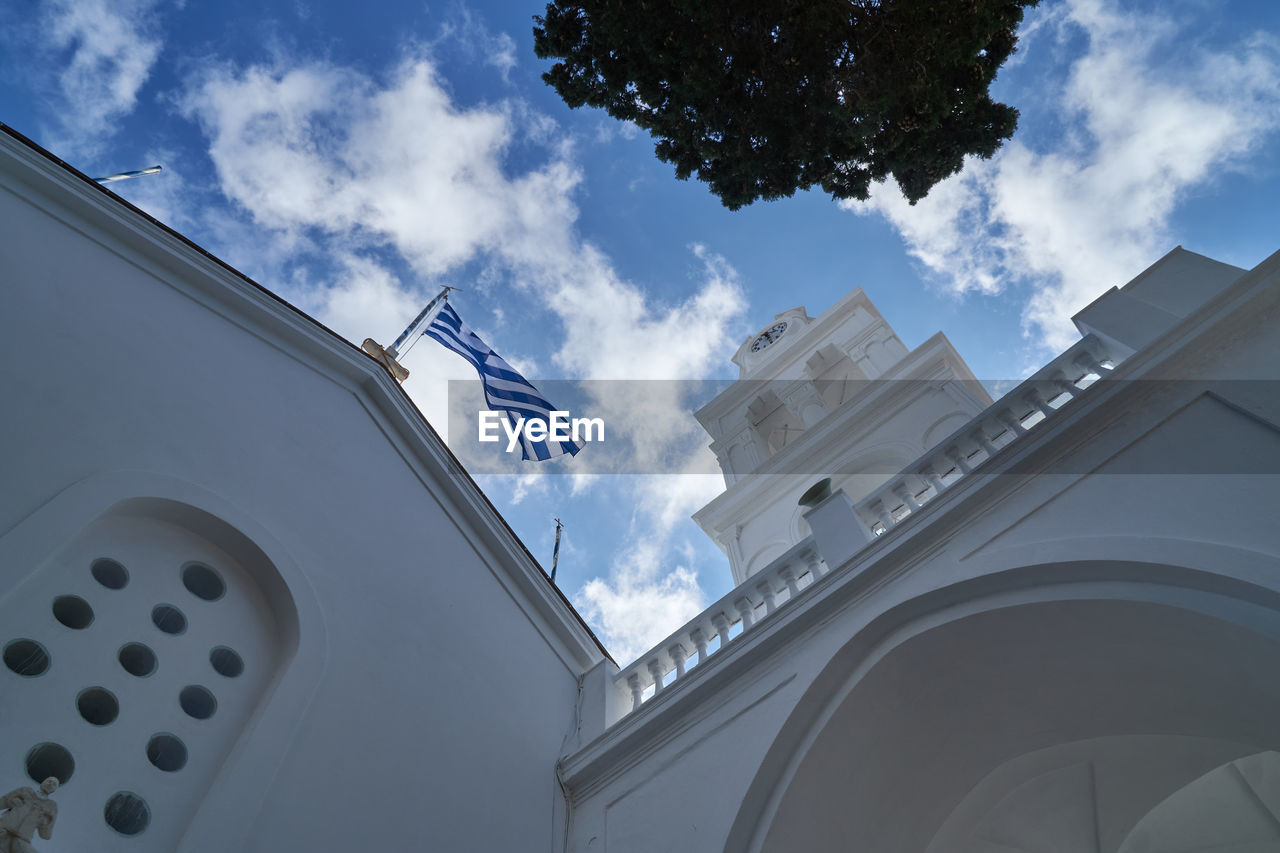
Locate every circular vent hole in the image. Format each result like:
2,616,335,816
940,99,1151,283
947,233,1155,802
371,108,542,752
118,643,157,677
52,595,94,630
4,639,50,677
209,646,243,678
151,604,187,635
26,742,74,785
104,792,150,836
182,563,225,602
179,685,216,720
91,558,129,589
146,733,187,772
77,687,119,726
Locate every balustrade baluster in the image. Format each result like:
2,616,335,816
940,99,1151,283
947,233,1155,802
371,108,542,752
1026,389,1055,419
628,673,643,711
806,551,824,584
691,628,708,664
894,484,920,512
757,580,777,615
999,411,1027,437
667,643,687,679
1073,351,1110,377
778,565,801,599
1052,373,1079,399
922,465,947,495
874,499,894,531
734,596,755,630
947,447,973,475
712,612,731,649
972,428,998,458
647,659,665,696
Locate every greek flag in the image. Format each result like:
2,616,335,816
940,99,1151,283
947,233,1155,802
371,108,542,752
425,302,580,461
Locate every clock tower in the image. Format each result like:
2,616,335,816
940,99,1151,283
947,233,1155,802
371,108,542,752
693,288,992,584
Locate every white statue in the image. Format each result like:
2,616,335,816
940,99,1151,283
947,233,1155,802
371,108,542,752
0,778,57,853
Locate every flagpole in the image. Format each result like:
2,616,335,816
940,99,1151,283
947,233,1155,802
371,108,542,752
387,285,456,358
550,518,563,582
93,165,163,185
361,285,456,382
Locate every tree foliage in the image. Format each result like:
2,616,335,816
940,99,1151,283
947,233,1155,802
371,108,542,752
534,0,1038,209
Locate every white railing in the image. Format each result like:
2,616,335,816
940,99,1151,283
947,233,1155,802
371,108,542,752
850,334,1116,535
612,334,1119,719
615,538,826,712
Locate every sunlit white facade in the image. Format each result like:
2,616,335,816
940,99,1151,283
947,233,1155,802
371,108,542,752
4,124,1280,852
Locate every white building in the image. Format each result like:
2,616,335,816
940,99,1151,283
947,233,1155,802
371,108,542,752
3,124,1280,852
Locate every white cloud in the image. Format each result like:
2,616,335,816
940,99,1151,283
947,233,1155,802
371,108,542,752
178,50,749,658
431,6,518,81
38,0,163,155
576,539,706,665
849,0,1280,354
180,59,573,275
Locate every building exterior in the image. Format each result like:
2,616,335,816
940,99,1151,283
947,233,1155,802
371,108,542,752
3,124,1280,852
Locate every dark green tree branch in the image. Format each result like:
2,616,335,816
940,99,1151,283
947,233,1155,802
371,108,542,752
534,0,1038,209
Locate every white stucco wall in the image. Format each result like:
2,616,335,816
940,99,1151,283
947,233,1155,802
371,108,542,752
0,132,601,852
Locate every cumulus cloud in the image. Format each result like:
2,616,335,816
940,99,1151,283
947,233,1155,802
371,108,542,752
431,6,518,81
180,59,578,275
849,0,1280,354
577,539,706,665
37,0,163,155
178,49,748,657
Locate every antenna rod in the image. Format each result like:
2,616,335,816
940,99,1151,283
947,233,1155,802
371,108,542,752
550,518,563,583
93,165,163,185
387,285,456,357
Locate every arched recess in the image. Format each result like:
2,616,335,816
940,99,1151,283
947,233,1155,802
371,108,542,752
922,411,975,454
829,444,916,506
723,561,1280,853
745,541,793,578
0,470,326,852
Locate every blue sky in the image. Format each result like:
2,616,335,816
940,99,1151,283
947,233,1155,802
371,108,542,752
3,0,1278,662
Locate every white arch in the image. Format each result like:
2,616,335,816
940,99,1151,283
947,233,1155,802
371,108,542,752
725,552,1280,853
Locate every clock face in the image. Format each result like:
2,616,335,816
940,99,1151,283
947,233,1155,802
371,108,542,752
751,321,789,352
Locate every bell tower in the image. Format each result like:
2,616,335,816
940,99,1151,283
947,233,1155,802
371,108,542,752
693,288,992,584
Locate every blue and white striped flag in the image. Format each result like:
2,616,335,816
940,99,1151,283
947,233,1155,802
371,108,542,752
425,302,580,461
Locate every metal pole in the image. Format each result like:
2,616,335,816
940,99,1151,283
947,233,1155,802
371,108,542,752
387,285,455,357
93,165,163,184
550,518,563,582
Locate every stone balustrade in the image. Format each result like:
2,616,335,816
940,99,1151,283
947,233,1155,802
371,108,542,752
614,539,827,712
611,334,1118,720
850,334,1116,536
